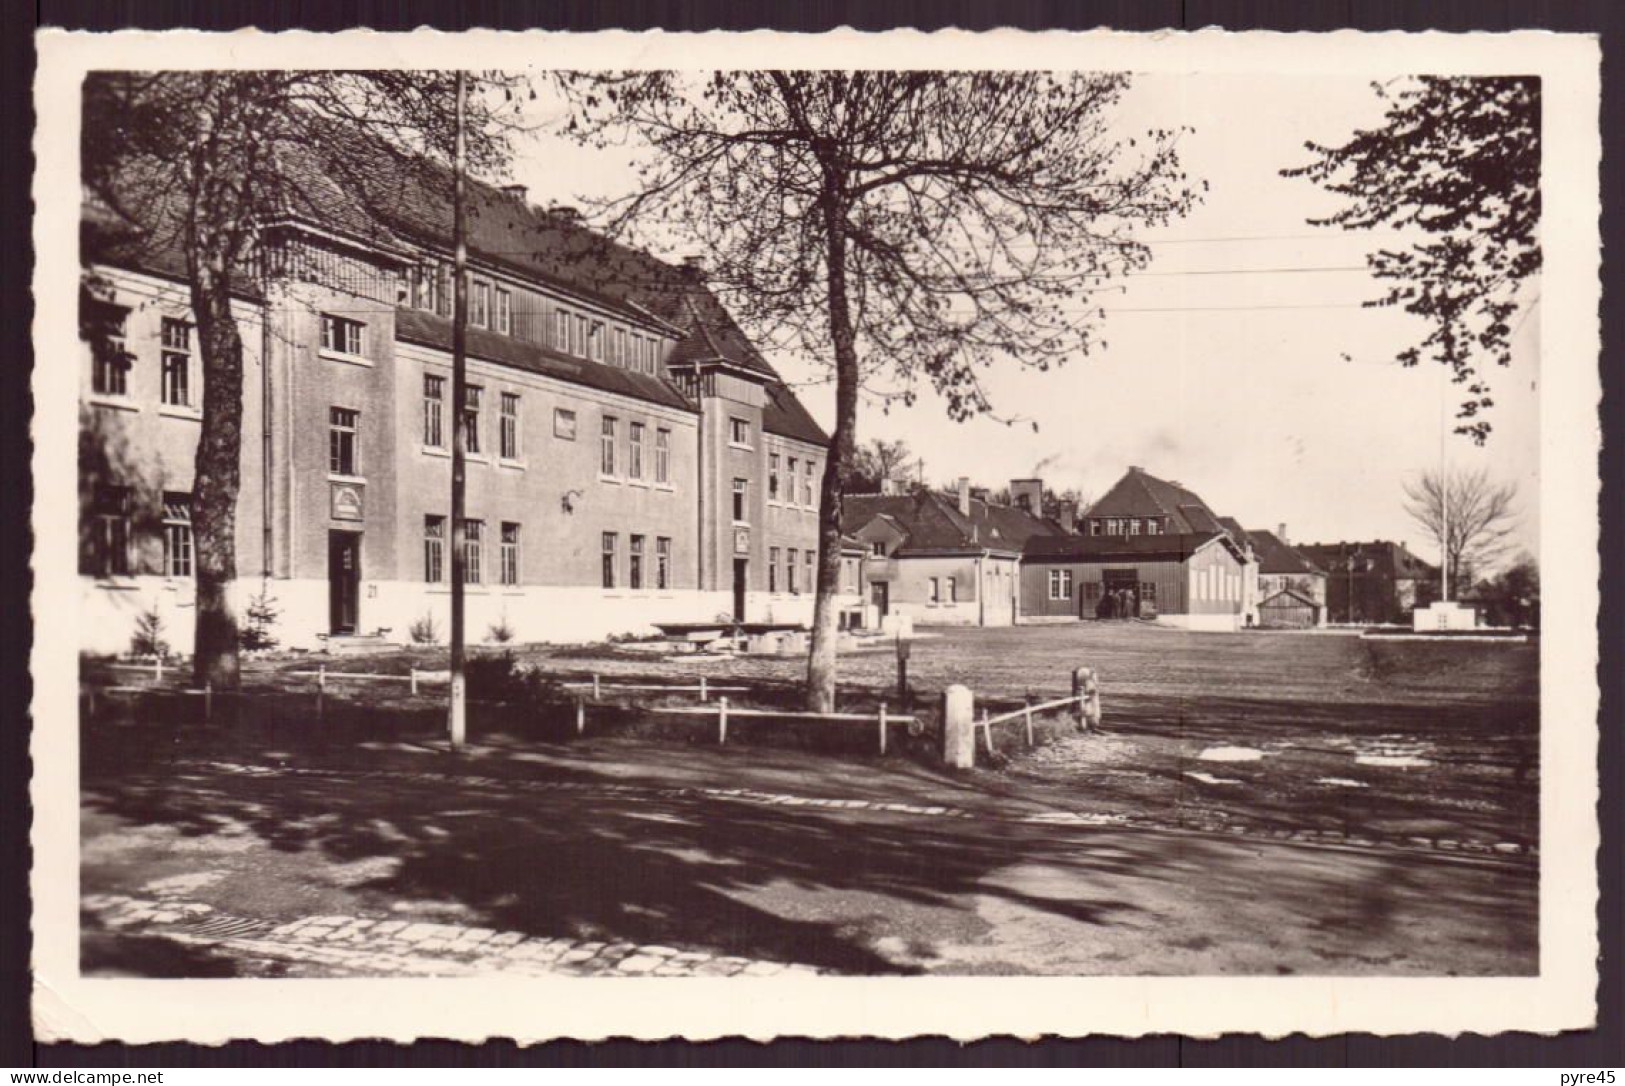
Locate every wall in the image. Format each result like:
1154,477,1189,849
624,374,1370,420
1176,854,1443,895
1019,556,1193,620
865,553,988,626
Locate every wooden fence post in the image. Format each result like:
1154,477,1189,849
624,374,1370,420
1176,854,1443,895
204,682,213,722
575,697,585,735
316,666,326,721
942,685,975,769
1023,694,1034,748
878,703,888,756
980,709,994,755
699,675,708,702
410,668,418,695
155,656,164,682
718,696,729,745
592,673,601,700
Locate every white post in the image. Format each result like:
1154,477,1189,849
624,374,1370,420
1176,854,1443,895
155,656,163,682
718,696,729,745
1023,700,1034,747
592,673,601,700
410,668,418,695
700,675,708,702
575,698,585,735
981,709,994,755
942,684,975,769
878,703,888,756
204,682,213,722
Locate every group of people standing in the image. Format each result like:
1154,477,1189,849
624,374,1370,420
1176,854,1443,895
1095,587,1140,620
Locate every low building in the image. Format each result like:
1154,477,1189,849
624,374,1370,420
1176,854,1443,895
1019,530,1251,630
1248,525,1327,628
1295,540,1439,625
843,479,1063,627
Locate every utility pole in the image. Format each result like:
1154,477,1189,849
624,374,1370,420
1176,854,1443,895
1438,360,1451,602
448,70,469,749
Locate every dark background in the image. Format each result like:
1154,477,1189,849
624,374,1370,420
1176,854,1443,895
7,0,1620,1069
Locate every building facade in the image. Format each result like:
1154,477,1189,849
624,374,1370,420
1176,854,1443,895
1295,540,1439,626
1247,526,1327,628
79,150,845,655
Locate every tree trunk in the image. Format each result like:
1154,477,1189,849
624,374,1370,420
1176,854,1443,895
806,189,860,713
188,248,246,691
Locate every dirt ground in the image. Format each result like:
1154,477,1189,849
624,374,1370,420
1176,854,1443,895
80,623,1539,977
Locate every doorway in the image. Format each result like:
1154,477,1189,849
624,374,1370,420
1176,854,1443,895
732,558,748,623
870,580,889,619
328,530,361,635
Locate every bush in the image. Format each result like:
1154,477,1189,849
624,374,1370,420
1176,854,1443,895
465,650,558,706
409,612,441,645
130,605,169,659
240,584,281,652
486,615,515,644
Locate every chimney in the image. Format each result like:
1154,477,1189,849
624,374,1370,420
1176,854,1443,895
1278,523,1289,544
957,477,971,518
682,254,706,278
1059,500,1077,534
1009,478,1044,516
501,183,528,202
547,204,582,224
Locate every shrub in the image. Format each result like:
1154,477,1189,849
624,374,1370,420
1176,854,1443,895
130,605,169,659
240,584,282,652
486,615,515,644
409,612,441,645
465,650,558,706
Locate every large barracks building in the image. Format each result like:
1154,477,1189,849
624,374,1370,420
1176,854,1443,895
78,141,844,655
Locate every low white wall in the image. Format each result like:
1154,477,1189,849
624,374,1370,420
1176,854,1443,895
1157,612,1242,633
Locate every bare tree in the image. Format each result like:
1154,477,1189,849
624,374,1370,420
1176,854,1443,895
843,438,916,493
1402,466,1519,595
82,71,526,689
1285,77,1539,444
561,71,1200,710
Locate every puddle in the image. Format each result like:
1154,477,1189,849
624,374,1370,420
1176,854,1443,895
1316,777,1369,788
1355,754,1433,768
1185,771,1241,786
1198,746,1263,762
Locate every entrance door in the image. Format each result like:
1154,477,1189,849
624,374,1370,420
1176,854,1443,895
870,580,890,618
328,531,361,635
1102,568,1141,619
732,558,748,623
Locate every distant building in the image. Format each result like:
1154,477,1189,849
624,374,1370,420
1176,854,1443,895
1021,467,1253,631
842,478,1063,627
1248,525,1327,628
1295,540,1439,625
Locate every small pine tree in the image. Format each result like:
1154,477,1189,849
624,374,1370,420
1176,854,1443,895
131,605,169,659
409,612,441,646
240,584,282,652
487,614,515,644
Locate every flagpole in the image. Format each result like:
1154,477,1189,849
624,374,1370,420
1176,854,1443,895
448,71,469,749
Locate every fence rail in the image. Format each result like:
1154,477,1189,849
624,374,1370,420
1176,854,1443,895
975,693,1087,753
623,697,914,753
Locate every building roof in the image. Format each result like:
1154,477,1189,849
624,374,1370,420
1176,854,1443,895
395,308,695,413
1295,540,1439,579
1023,531,1239,564
1260,586,1321,608
81,120,827,446
1246,528,1324,576
842,490,1062,557
1087,467,1239,538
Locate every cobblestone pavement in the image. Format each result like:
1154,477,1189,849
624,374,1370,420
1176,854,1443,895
83,893,823,978
202,758,1537,861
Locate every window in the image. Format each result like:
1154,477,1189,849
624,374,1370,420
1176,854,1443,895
500,392,520,460
614,328,627,367
729,417,751,447
435,265,453,318
329,407,359,476
768,454,781,501
929,577,940,604
805,549,815,591
656,537,671,590
424,516,445,582
500,522,520,585
423,375,445,448
842,558,858,594
91,484,132,577
600,416,617,475
601,532,617,589
655,428,671,484
471,280,491,328
575,314,589,357
162,492,192,578
786,457,798,504
320,314,363,357
1089,520,1102,537
803,461,816,507
946,575,957,603
628,334,640,369
769,547,780,592
160,318,191,407
1146,518,1161,536
90,305,130,397
1084,581,1101,605
629,535,644,590
463,386,483,455
732,478,747,523
629,422,645,480
495,287,512,335
554,310,570,352
870,540,888,558
788,549,798,594
1129,518,1142,536
1049,568,1074,600
554,407,577,441
1140,581,1157,604
462,519,484,584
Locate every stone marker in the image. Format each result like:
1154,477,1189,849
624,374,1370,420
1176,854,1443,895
1072,666,1102,731
942,684,975,769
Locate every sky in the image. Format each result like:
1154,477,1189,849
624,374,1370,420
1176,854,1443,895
500,73,1540,568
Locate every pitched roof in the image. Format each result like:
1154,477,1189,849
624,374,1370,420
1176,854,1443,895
1086,467,1226,535
1295,540,1439,579
1246,529,1323,576
1261,586,1321,608
395,307,694,413
1023,531,1236,563
841,490,1061,556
